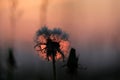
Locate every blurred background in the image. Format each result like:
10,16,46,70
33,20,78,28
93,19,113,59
0,0,120,80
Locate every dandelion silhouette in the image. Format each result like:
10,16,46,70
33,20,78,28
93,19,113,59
34,26,70,80
34,26,70,61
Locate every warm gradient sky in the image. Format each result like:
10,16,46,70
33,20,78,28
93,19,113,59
0,0,120,76
0,0,120,43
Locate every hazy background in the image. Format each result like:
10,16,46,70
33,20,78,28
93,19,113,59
0,0,120,80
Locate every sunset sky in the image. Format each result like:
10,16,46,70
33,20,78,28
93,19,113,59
0,0,120,79
0,0,120,43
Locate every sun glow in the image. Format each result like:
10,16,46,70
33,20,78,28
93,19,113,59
35,35,70,61
34,27,70,61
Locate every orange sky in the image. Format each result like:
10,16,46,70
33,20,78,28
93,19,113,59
0,0,120,48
